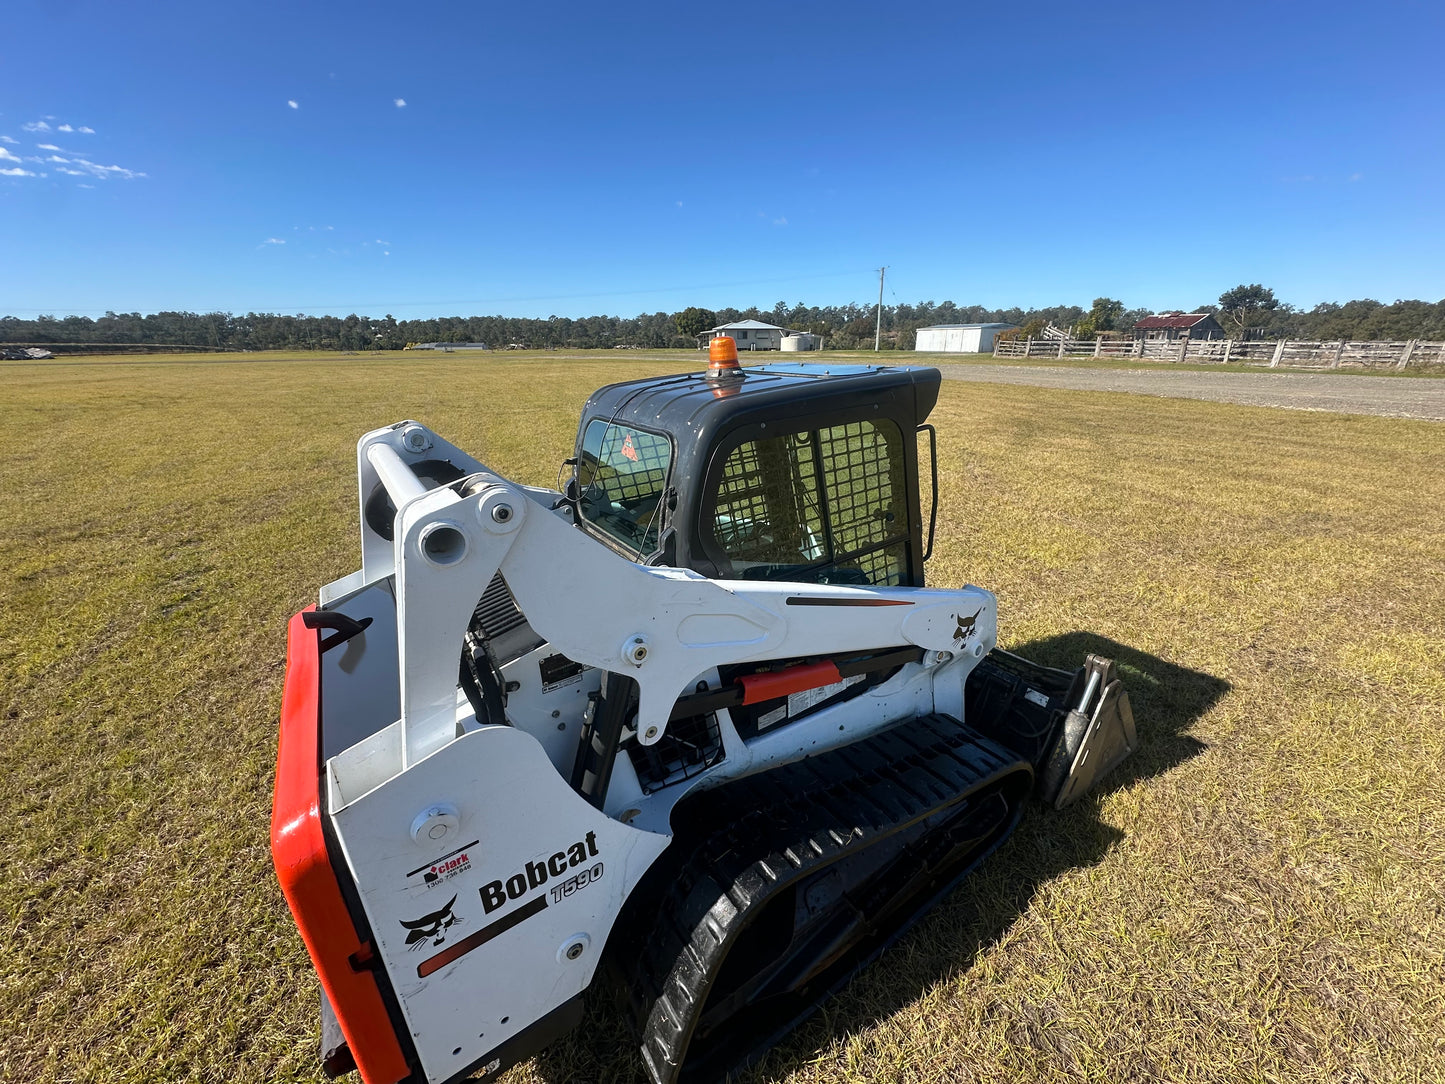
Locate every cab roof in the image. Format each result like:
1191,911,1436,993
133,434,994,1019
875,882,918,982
572,361,942,584
579,362,942,437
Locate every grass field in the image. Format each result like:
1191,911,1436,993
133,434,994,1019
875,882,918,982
2,352,1442,1084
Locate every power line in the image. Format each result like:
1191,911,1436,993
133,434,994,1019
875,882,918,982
3,268,884,317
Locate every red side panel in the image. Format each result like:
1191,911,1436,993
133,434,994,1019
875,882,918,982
737,660,844,705
271,608,412,1084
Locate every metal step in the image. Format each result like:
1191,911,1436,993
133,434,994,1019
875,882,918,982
613,713,1033,1084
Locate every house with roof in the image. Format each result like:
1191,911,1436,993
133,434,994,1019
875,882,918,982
1132,312,1224,341
700,320,801,351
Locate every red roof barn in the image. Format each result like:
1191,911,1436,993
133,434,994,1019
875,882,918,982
1132,312,1224,340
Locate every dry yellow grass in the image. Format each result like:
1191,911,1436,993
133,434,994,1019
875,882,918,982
1,352,1441,1084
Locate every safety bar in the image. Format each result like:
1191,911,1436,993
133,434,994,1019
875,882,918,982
366,442,430,507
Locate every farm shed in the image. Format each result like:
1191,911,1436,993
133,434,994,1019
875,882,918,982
1132,313,1223,341
914,323,1017,353
702,320,795,351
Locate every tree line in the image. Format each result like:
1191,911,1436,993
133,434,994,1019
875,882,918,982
3,288,1443,353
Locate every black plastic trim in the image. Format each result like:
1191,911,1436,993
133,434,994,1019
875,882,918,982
918,423,938,562
436,993,586,1084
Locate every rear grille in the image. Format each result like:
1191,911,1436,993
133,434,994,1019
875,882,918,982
628,713,724,793
469,573,527,640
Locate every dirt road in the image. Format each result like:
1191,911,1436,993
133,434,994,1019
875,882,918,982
934,363,1445,421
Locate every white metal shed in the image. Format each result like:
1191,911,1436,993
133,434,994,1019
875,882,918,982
914,323,1017,354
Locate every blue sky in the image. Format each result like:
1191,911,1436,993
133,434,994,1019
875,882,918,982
3,0,1442,320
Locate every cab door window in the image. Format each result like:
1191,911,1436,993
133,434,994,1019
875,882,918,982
709,418,910,586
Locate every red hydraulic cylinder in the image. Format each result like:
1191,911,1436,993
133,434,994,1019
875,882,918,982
736,660,843,705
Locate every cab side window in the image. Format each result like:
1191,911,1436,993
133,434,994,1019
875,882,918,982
577,420,672,555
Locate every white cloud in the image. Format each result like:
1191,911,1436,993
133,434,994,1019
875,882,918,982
37,143,60,151
57,168,86,175
772,216,788,226
0,167,35,177
287,99,299,109
18,120,94,136
375,239,391,245
0,147,20,162
384,251,390,256
63,156,146,181
0,135,16,144
264,238,286,245
675,200,683,207
394,98,407,108
78,183,94,188
47,155,70,163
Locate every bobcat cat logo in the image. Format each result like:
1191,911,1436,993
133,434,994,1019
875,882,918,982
400,895,458,949
953,608,983,647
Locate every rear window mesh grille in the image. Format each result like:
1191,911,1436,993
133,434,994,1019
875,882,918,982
817,422,906,585
711,419,908,586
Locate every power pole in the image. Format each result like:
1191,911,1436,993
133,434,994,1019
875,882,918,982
874,266,887,352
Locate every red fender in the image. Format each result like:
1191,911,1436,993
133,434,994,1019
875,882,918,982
271,608,411,1084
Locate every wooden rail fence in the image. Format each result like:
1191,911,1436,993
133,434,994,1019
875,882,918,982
991,336,1445,370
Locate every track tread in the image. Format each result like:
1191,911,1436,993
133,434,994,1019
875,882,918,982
625,713,1031,1083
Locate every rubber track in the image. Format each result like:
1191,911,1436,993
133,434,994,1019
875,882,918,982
625,713,1031,1084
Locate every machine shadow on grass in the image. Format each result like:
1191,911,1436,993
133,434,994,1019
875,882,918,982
529,633,1228,1084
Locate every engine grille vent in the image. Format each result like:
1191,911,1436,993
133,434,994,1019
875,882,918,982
469,573,527,640
629,713,724,793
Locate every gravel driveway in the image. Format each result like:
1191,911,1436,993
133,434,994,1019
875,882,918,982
934,363,1445,422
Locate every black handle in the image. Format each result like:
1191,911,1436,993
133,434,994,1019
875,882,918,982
302,610,374,653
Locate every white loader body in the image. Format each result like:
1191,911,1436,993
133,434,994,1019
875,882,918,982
313,420,997,1083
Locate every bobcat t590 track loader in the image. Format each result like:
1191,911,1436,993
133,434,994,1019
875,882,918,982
270,341,1138,1084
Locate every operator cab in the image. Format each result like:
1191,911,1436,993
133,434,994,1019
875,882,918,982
569,354,941,587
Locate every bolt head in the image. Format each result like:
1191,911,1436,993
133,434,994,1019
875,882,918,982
622,635,650,666
410,804,459,845
491,504,512,523
557,934,591,963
